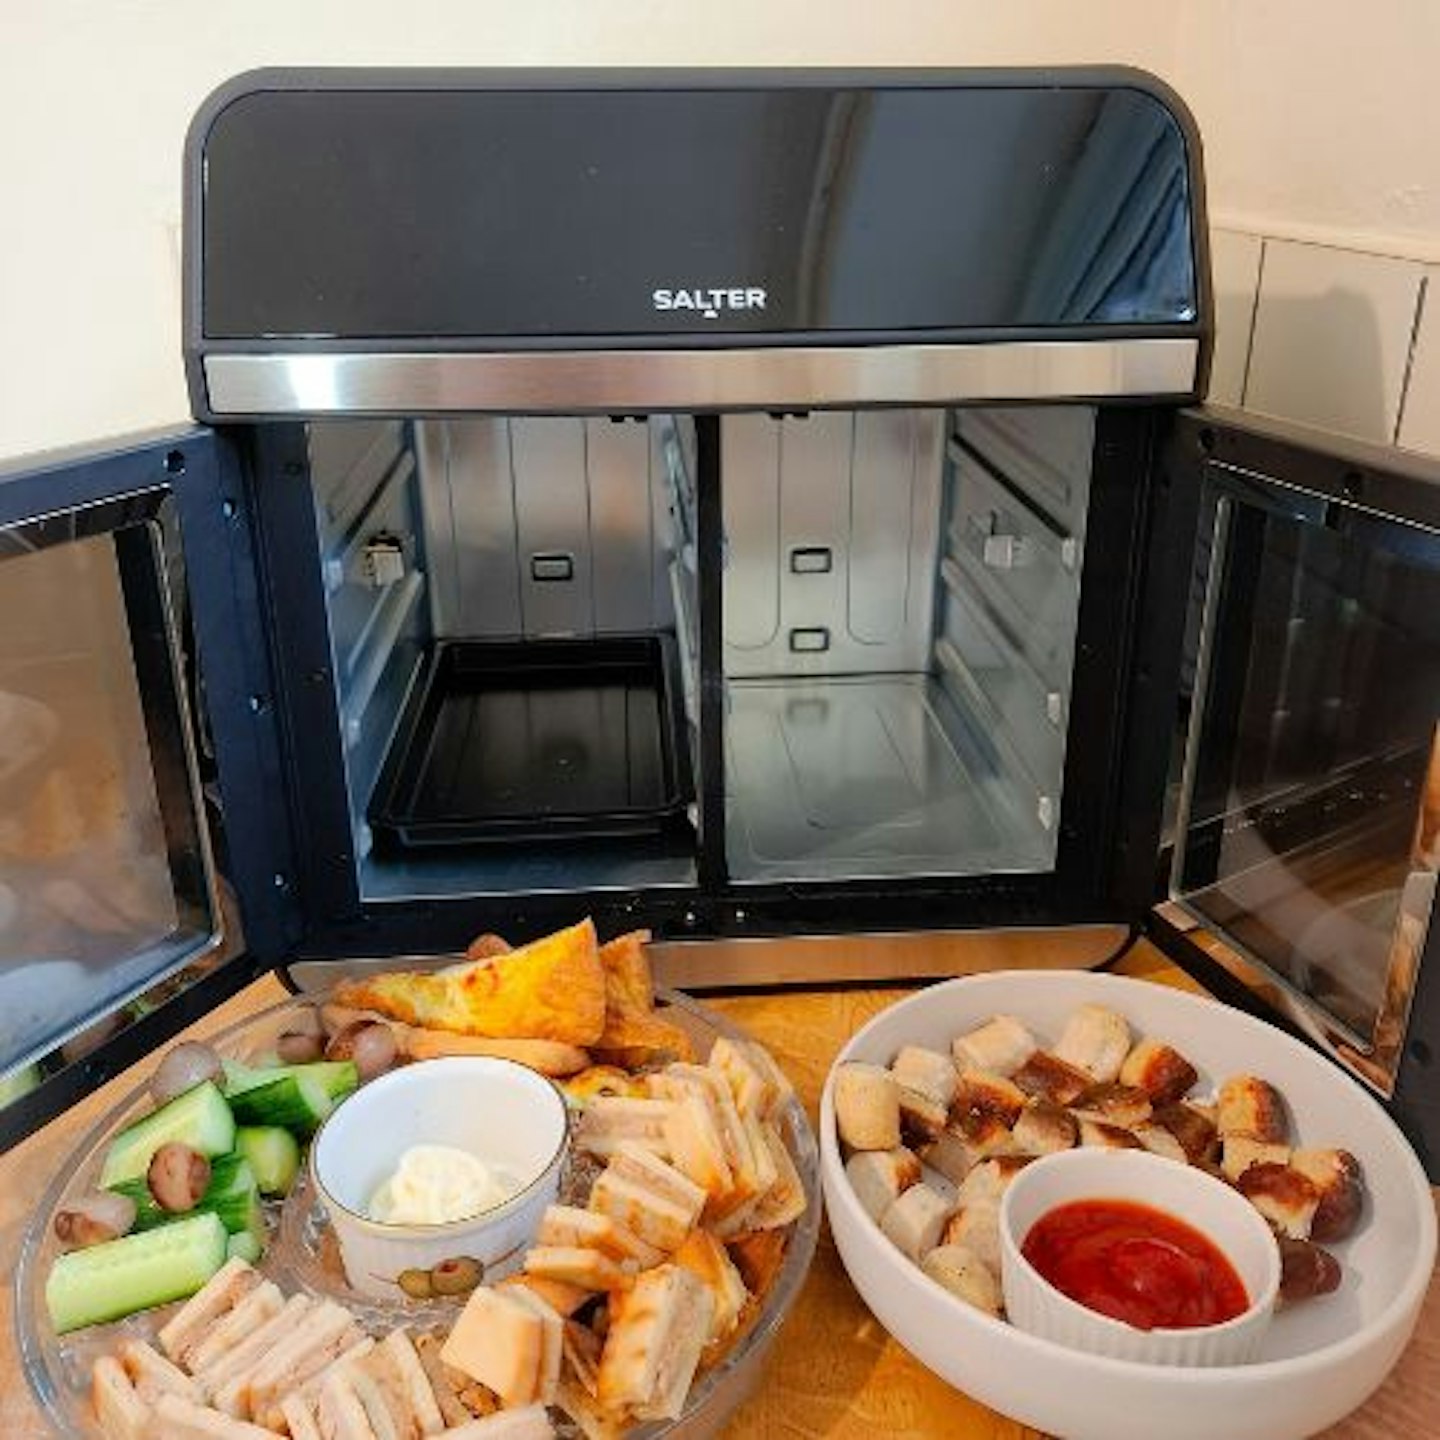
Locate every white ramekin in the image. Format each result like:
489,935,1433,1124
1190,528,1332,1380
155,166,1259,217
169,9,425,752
310,1055,569,1299
999,1148,1281,1367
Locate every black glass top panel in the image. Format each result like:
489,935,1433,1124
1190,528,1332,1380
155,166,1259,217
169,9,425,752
196,78,1198,341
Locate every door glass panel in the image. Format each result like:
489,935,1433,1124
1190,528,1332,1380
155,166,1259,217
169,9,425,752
0,498,217,1079
1173,471,1440,1047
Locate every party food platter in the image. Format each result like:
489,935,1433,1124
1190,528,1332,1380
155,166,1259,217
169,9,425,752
15,923,821,1439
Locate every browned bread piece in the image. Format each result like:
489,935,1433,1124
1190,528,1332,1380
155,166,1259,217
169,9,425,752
951,1015,1036,1077
1053,1004,1131,1083
890,1045,959,1108
1011,1050,1093,1106
1119,1036,1199,1106
1237,1163,1321,1239
1070,1082,1153,1129
845,1147,923,1223
1010,1101,1078,1156
1130,1122,1189,1164
918,1116,1014,1186
833,1062,902,1151
1077,1117,1144,1150
879,1182,954,1263
941,1199,1002,1273
1291,1148,1365,1243
1154,1101,1220,1166
921,1244,1002,1316
1221,1134,1291,1182
897,1085,949,1145
953,1069,1027,1127
956,1156,1033,1208
1217,1075,1289,1143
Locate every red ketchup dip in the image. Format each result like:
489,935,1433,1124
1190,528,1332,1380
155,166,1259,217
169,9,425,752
1021,1198,1250,1331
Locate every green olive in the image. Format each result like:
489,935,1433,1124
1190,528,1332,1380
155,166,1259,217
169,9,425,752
397,1267,434,1300
429,1255,484,1296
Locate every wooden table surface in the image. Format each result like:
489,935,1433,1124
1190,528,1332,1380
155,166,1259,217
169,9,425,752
1,939,1435,1438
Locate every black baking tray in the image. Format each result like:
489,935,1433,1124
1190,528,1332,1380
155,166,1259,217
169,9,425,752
368,635,693,847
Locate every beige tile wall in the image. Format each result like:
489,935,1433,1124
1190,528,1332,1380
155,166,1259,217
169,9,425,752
1208,228,1435,458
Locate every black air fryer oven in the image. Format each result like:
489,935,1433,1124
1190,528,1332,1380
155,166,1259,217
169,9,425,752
2,68,1437,1171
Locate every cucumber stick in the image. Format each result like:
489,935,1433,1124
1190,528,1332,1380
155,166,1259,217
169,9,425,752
99,1082,236,1189
108,1153,260,1235
45,1212,227,1334
223,1058,359,1105
235,1125,301,1196
227,1072,332,1135
226,1230,263,1265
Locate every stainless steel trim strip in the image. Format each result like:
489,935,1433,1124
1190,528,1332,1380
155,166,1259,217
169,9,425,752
284,925,1132,994
203,339,1199,415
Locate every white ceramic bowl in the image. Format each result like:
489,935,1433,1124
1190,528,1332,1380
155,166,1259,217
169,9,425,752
999,1149,1280,1366
820,970,1437,1440
310,1055,568,1298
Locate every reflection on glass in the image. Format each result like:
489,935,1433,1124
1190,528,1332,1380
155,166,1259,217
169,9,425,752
1176,488,1440,1044
0,525,214,1078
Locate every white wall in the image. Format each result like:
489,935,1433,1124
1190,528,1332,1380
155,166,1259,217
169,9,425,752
0,0,1175,459
1173,1,1440,258
1,1,1436,459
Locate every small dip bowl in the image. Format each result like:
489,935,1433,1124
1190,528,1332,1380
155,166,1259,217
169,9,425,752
999,1149,1281,1367
310,1055,569,1299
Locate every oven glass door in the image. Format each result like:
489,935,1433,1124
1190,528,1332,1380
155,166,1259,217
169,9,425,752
1172,457,1440,1090
0,434,241,1118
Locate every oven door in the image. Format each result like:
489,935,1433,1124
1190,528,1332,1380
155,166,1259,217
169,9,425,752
1159,406,1440,1167
0,430,294,1148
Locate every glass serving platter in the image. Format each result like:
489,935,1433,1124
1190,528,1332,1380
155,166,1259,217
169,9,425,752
15,986,821,1439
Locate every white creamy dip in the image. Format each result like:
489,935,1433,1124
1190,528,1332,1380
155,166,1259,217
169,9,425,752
367,1143,519,1225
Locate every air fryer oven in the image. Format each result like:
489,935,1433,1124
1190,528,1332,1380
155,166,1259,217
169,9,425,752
176,67,1206,961
6,67,1437,1170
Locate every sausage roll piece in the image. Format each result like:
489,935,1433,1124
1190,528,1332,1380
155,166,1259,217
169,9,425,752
1290,1148,1364,1243
1153,1102,1219,1166
921,1244,1002,1317
833,1063,902,1151
917,1119,1009,1187
954,1070,1027,1128
1011,1051,1093,1107
1070,1082,1153,1129
1217,1075,1289,1143
955,1155,1032,1208
941,1199,1002,1273
1236,1163,1321,1240
1277,1237,1343,1303
897,1086,950,1145
844,1147,923,1224
1119,1036,1200,1106
879,1183,955,1263
951,1015,1037,1078
1053,1004,1132,1083
1130,1122,1188,1165
890,1045,959,1109
1077,1118,1144,1151
1010,1101,1078,1156
1221,1135,1291,1183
